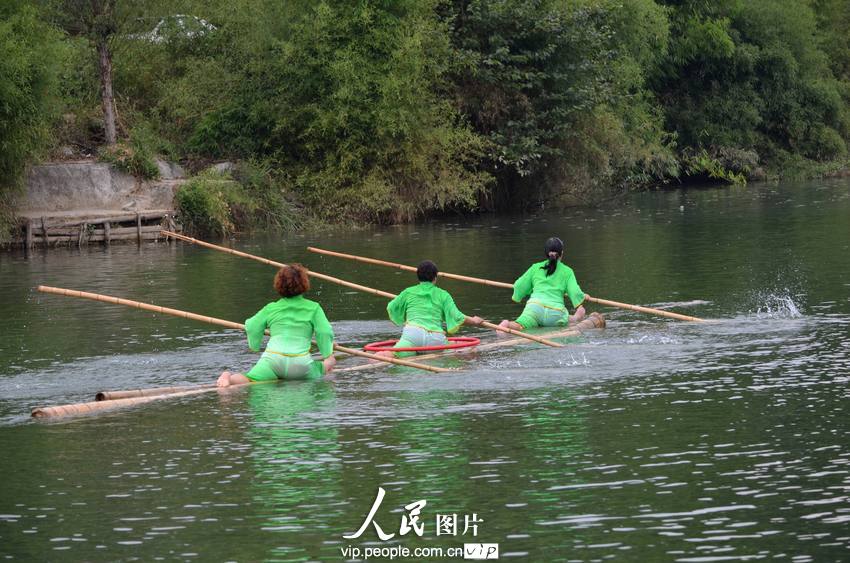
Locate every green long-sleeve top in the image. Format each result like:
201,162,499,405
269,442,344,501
512,260,585,310
244,295,334,358
387,282,468,334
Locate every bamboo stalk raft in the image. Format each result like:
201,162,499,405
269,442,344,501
32,386,223,418
334,312,606,373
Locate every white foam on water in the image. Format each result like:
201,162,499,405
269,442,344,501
754,293,803,319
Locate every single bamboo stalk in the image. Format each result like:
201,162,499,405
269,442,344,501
477,320,561,347
308,246,514,289
96,383,215,401
583,296,705,323
330,343,451,372
36,286,449,373
162,231,563,347
161,231,396,299
309,247,706,322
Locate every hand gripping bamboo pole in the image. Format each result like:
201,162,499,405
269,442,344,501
307,246,706,322
36,286,451,373
162,231,564,347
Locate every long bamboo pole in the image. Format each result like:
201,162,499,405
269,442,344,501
307,246,706,322
163,232,395,299
162,231,564,347
582,296,705,323
36,286,451,373
309,246,514,289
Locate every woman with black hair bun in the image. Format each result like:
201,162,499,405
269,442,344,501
376,260,483,359
498,237,587,332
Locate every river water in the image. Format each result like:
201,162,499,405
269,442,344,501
0,179,848,561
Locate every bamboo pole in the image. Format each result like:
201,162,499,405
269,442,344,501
162,231,395,299
96,383,215,401
582,296,705,323
36,286,450,373
161,231,563,348
309,246,514,289
308,247,706,322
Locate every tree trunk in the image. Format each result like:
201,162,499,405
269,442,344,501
97,39,117,146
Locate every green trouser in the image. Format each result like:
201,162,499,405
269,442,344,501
392,324,448,358
515,300,568,329
246,351,325,381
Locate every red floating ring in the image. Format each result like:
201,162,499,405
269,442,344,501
363,336,481,353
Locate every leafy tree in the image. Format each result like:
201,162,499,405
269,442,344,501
0,1,67,238
46,0,122,145
653,0,850,172
166,0,491,222
443,0,673,207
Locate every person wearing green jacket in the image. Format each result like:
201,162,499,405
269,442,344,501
498,238,587,332
217,264,336,387
377,260,483,359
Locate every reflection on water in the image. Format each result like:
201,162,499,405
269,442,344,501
0,179,848,559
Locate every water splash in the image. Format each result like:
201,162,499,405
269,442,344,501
754,292,803,319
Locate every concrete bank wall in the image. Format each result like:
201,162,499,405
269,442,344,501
19,160,184,217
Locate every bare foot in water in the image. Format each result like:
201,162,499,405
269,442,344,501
568,305,587,324
496,319,522,337
369,350,395,364
216,371,232,388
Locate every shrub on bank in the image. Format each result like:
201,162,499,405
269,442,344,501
175,163,299,237
99,142,159,180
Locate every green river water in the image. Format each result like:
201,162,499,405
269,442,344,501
0,179,848,561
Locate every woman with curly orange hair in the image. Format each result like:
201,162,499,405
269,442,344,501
217,264,336,387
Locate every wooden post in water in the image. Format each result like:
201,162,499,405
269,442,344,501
104,221,111,245
136,213,142,245
25,220,33,251
40,217,47,247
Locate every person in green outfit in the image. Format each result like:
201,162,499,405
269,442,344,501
376,260,483,359
498,237,587,333
217,264,336,387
